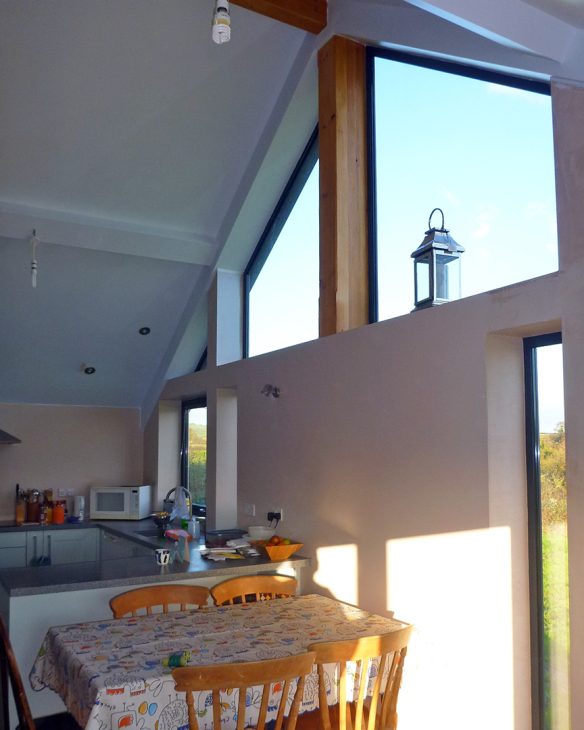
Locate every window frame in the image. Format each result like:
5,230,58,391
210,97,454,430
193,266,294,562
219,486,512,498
242,127,319,358
180,396,207,516
523,331,563,730
366,46,552,323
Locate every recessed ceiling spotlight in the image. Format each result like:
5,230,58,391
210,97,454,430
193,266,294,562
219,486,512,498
83,365,96,375
139,327,151,336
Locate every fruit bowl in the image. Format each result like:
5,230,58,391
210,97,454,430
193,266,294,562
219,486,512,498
151,511,171,535
263,542,303,561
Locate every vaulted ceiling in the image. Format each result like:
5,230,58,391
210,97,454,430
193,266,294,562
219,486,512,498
1,0,583,419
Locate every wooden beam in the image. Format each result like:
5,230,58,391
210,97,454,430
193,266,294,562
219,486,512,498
230,0,327,34
318,36,369,337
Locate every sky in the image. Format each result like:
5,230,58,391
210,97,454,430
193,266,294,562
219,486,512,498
537,343,564,433
246,54,563,430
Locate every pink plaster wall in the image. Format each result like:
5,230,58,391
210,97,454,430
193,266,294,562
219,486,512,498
0,403,143,521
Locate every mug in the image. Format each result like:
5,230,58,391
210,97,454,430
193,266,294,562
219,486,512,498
155,548,170,566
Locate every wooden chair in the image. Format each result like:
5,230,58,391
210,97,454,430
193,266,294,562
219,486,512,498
210,575,297,606
173,651,316,730
306,626,414,730
109,584,210,618
0,617,81,730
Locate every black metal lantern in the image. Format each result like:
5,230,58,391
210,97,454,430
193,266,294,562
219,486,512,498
411,208,465,311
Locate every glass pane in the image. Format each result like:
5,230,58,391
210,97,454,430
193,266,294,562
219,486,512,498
186,406,207,506
374,57,557,320
435,253,461,301
96,492,124,512
415,255,430,303
248,162,319,357
536,344,569,730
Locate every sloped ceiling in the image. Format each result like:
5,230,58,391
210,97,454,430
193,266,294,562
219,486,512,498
1,0,583,416
0,0,312,411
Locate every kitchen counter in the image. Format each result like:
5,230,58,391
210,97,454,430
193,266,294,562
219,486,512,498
0,518,310,724
0,518,309,596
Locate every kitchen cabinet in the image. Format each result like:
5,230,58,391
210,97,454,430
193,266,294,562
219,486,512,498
0,531,27,568
26,528,99,566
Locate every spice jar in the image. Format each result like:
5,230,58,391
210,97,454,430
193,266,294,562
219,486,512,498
27,490,41,523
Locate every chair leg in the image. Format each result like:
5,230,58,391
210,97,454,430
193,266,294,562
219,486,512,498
0,653,9,730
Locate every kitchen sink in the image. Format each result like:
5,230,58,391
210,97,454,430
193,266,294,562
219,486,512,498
134,528,163,537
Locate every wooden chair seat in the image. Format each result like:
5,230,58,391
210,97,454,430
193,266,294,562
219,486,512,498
109,584,210,618
173,651,316,730
210,575,297,606
305,626,414,730
0,617,81,730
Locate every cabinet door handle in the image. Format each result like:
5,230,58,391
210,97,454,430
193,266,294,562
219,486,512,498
47,534,52,562
32,535,38,565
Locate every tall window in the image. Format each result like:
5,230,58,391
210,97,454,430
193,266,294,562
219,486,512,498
181,398,207,512
244,130,319,358
368,49,557,321
524,334,569,730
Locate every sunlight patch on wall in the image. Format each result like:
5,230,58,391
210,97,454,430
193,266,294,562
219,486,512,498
313,544,358,605
386,527,514,730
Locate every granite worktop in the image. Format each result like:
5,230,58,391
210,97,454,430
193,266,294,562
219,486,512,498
0,519,309,596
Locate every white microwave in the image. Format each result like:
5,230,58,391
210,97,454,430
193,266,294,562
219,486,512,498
90,485,152,520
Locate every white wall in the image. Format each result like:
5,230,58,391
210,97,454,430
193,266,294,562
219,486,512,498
158,82,584,730
0,403,143,521
162,271,566,730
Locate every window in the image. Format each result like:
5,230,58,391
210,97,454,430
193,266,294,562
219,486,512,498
524,334,569,730
181,398,207,513
368,49,557,321
244,129,319,358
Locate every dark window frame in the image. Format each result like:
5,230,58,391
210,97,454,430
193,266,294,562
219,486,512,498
194,347,207,373
180,396,207,516
523,331,563,730
242,127,319,358
366,46,552,323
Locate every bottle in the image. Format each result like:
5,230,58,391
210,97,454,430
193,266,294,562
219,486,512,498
15,485,26,526
27,490,41,523
53,501,65,525
188,516,200,540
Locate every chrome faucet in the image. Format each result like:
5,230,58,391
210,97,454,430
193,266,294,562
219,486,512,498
163,486,192,516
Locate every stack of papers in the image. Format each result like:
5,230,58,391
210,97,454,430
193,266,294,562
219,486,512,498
200,547,244,561
199,543,261,560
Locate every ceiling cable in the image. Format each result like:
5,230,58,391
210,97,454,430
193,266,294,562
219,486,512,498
30,229,40,288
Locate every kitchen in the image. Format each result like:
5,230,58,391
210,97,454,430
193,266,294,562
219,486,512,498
0,479,307,724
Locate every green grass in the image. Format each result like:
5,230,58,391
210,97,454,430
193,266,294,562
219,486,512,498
542,524,570,730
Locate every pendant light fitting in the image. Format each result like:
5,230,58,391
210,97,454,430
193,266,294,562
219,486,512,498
212,0,231,44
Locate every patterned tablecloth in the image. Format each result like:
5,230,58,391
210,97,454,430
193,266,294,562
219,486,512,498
30,593,406,730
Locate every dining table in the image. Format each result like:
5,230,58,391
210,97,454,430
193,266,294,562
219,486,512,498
29,593,408,730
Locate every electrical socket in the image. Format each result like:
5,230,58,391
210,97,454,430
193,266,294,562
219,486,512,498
267,508,284,523
243,502,256,517
66,488,74,496
57,488,66,497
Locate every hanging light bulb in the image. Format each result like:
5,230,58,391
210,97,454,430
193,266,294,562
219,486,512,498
212,0,231,44
30,229,40,288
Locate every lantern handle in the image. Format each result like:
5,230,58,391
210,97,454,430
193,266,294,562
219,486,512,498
428,208,445,231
